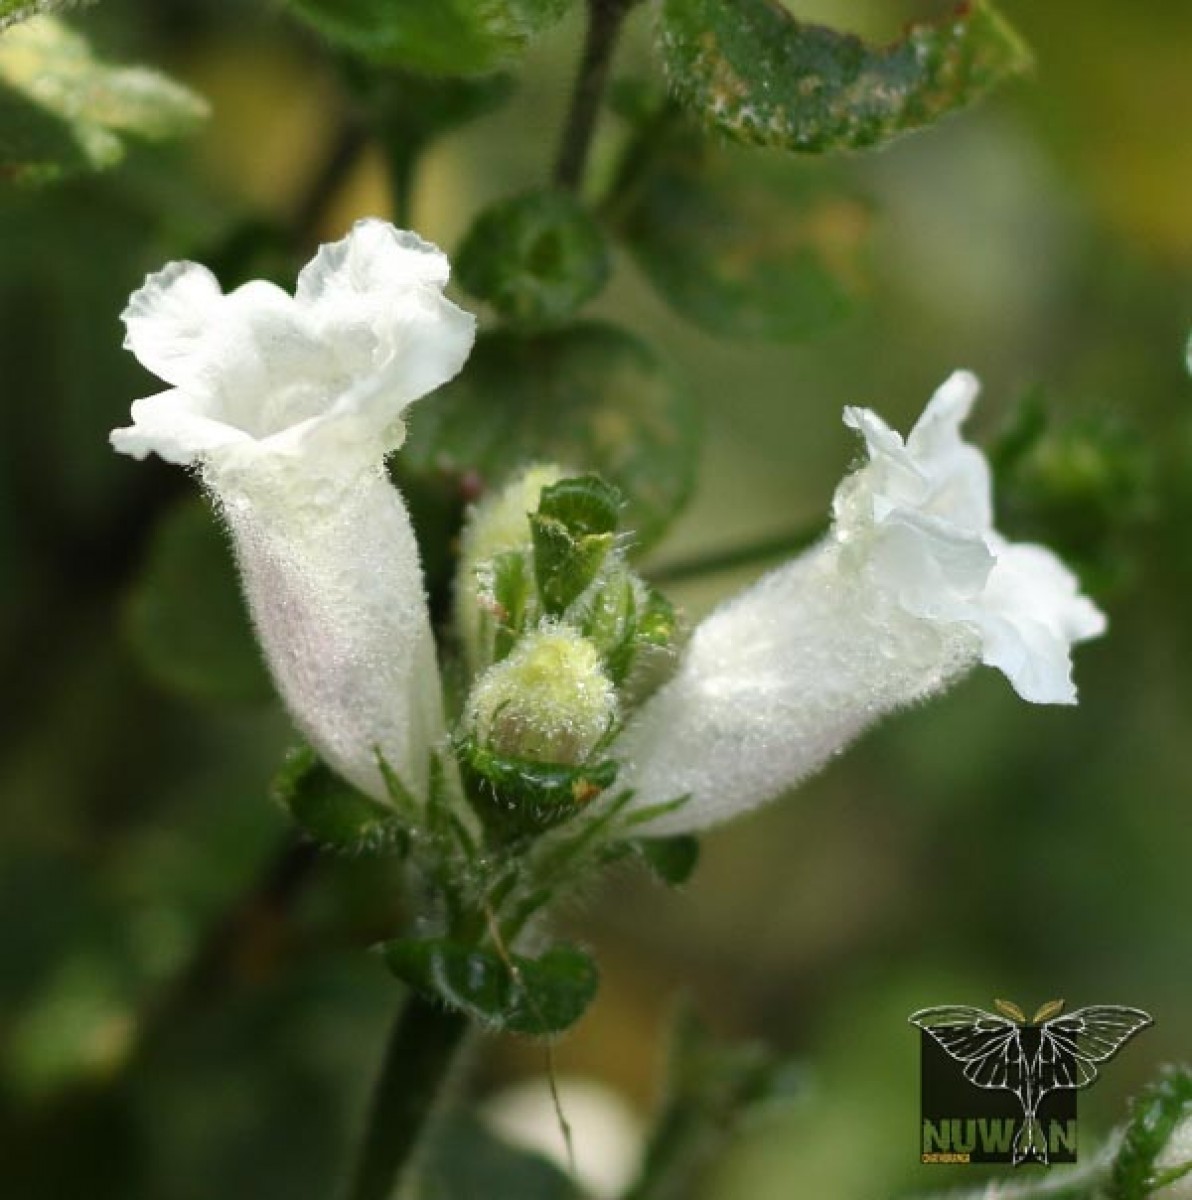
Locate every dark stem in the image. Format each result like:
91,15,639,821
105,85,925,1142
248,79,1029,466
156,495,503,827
344,993,471,1200
646,521,828,586
291,117,370,252
553,0,637,191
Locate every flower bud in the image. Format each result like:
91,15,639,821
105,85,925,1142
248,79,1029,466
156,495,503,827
455,464,564,672
465,626,616,765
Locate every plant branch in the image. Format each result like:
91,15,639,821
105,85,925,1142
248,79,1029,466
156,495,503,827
344,992,471,1200
553,0,637,191
646,521,827,586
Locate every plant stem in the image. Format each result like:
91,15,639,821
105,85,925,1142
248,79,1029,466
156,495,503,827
646,520,827,586
345,992,471,1200
553,0,637,191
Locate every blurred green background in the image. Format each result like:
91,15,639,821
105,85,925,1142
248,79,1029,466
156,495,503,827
2,0,1191,1197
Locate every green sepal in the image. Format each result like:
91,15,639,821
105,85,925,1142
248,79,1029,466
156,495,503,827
633,835,701,887
487,549,534,662
459,737,618,841
384,937,599,1035
530,474,622,615
272,747,410,856
658,0,1031,154
1108,1065,1192,1200
456,189,611,328
581,571,638,683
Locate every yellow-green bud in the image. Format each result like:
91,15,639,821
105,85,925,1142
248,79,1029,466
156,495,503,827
455,464,564,671
465,627,616,765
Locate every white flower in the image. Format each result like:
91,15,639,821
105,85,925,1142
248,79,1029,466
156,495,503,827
614,372,1106,834
111,219,476,802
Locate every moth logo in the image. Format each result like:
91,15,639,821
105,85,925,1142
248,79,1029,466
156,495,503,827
910,999,1152,1166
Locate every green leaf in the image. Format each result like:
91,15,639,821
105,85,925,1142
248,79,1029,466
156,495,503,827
385,938,599,1035
124,498,273,705
610,109,870,341
396,324,699,554
1109,1066,1192,1200
625,1001,804,1200
0,16,208,184
658,0,1032,153
634,835,700,886
422,1114,574,1200
272,747,409,855
529,475,622,615
457,189,611,328
0,1,87,33
288,0,572,76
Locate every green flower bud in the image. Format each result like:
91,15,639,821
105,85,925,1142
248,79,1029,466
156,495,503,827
465,626,616,765
455,464,564,671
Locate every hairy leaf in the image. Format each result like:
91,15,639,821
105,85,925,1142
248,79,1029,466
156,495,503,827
658,0,1031,153
385,938,599,1035
611,107,870,340
397,324,699,554
272,747,409,855
457,189,610,328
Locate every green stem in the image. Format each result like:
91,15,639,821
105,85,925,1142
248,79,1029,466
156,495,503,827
553,0,637,191
344,992,471,1200
646,521,827,586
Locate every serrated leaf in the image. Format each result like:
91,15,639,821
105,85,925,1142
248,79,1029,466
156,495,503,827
658,0,1032,154
1033,998,1065,1024
994,998,1027,1023
530,476,622,615
288,0,572,76
635,835,700,886
272,747,409,854
124,498,273,705
1109,1066,1192,1200
0,16,208,184
396,324,699,556
457,189,611,328
384,938,599,1035
611,112,870,341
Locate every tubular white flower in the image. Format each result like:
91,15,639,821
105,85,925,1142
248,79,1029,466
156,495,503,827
111,219,476,802
615,372,1106,834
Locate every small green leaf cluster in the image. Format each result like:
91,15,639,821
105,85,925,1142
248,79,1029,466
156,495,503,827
273,470,693,1039
454,468,678,841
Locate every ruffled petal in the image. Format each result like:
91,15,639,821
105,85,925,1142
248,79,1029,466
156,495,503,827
977,541,1107,704
109,390,253,466
121,261,224,392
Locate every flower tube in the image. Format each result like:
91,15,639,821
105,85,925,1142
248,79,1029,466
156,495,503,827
111,220,475,801
614,372,1106,834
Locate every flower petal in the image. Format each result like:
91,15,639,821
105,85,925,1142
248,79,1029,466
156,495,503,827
977,540,1107,704
122,261,224,392
109,389,253,466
